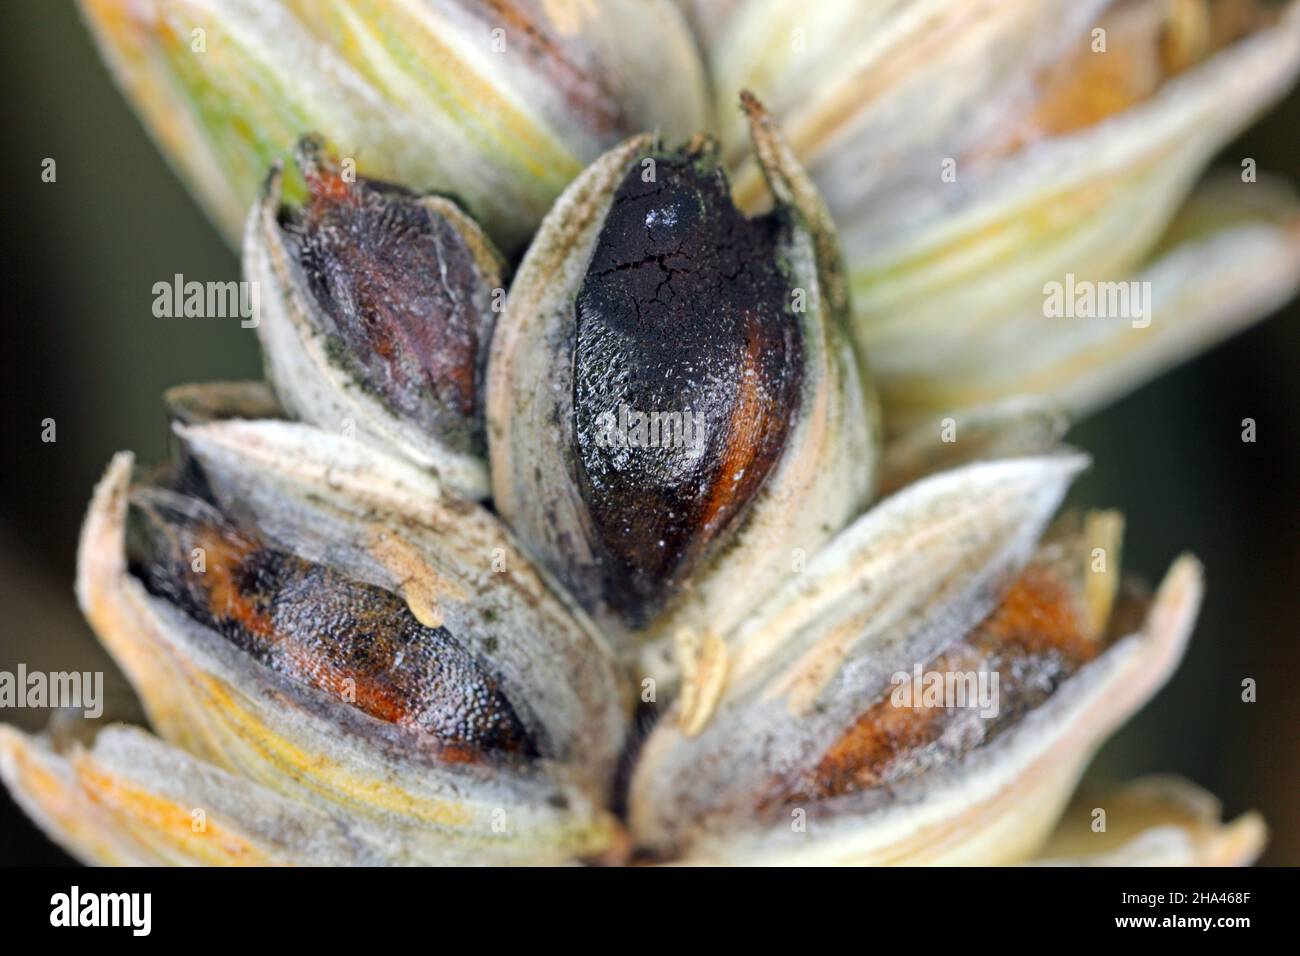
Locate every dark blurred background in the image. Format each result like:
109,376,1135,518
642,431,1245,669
1,1,1296,864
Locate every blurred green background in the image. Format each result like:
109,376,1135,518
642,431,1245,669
1,1,1296,864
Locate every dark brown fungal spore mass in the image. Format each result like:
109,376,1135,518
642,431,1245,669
124,485,535,762
572,150,801,625
279,142,492,455
760,565,1103,818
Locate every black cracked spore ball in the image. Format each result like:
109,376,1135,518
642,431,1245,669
572,148,802,626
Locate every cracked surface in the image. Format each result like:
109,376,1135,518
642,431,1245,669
572,150,801,625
